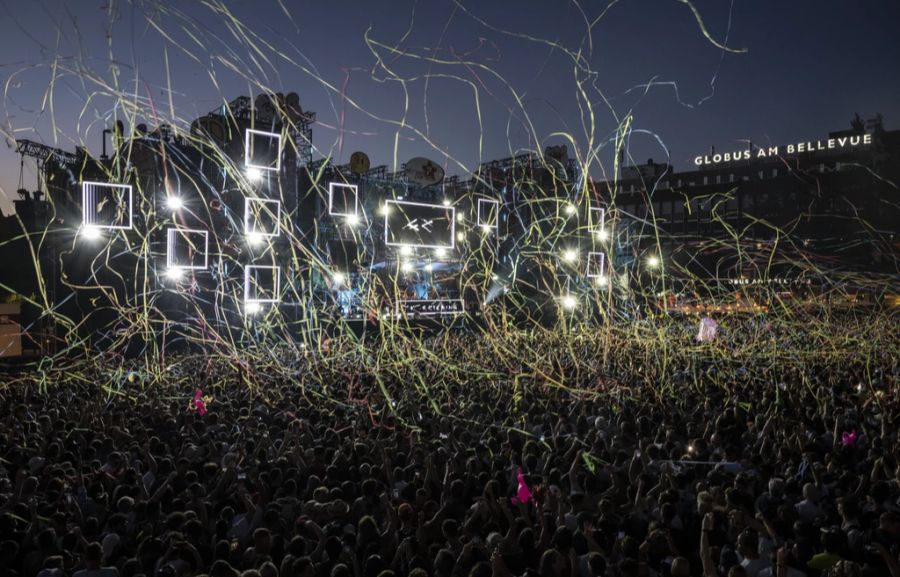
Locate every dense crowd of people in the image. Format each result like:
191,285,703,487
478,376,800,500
0,319,898,577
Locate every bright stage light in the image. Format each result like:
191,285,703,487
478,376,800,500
562,249,578,263
424,263,433,272
247,232,265,246
400,261,413,273
442,199,451,206
456,231,465,242
245,301,263,315
166,196,184,211
456,212,465,223
332,272,346,285
246,167,263,182
378,204,390,216
400,245,413,256
596,228,609,241
345,214,359,226
565,203,577,215
81,225,102,240
166,268,185,281
646,255,660,268
595,275,609,287
434,247,447,258
561,294,578,310
481,224,493,234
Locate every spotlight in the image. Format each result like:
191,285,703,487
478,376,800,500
247,232,265,246
245,301,262,315
481,224,493,234
400,261,413,273
424,263,433,272
442,199,451,206
166,268,185,281
595,275,608,287
646,255,660,268
333,272,346,285
81,225,103,240
246,167,263,182
400,245,412,256
561,295,578,310
345,214,359,226
166,196,184,211
562,249,578,263
457,231,466,241
378,204,389,216
565,203,576,215
434,247,447,258
595,228,609,241
456,212,465,223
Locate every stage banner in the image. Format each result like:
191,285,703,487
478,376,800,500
398,299,464,316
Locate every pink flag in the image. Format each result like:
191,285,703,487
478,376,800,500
193,389,207,416
841,430,857,446
511,468,533,505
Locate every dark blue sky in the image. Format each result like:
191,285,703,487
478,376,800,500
2,0,899,214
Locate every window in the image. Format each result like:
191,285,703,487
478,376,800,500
771,168,778,178
703,176,709,185
729,174,735,183
716,175,722,184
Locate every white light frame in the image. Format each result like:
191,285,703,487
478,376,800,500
81,181,133,230
244,197,282,238
476,198,499,230
586,252,607,278
328,182,360,217
383,199,456,250
244,265,281,305
166,228,209,270
589,207,606,232
244,128,282,173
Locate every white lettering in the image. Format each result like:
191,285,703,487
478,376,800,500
697,132,872,166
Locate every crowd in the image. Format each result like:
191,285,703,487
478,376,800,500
0,320,898,577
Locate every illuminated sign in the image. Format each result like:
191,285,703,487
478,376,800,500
694,133,872,167
384,200,455,249
398,299,464,316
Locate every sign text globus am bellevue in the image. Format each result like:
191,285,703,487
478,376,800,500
694,133,872,167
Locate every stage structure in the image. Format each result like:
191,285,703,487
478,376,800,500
17,100,895,357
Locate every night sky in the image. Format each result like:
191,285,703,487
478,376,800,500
1,0,899,215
